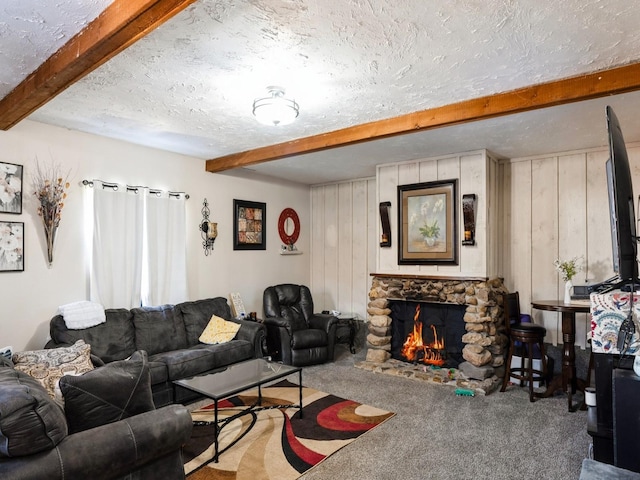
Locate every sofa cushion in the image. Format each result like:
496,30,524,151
49,308,136,363
200,340,255,367
12,340,94,398
59,350,155,434
149,340,254,381
149,348,217,381
0,368,68,457
199,315,241,344
147,359,169,385
0,354,13,368
179,297,233,345
132,305,188,355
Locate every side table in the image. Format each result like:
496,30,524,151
335,313,360,354
531,300,590,412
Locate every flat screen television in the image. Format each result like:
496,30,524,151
605,105,639,287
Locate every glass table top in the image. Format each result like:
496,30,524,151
174,358,301,401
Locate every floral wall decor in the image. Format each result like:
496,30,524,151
0,222,24,272
31,161,70,268
397,179,458,265
0,162,23,214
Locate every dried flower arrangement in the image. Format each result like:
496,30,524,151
31,160,70,267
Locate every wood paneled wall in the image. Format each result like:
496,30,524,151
376,150,499,278
310,150,499,322
310,178,376,320
311,144,640,349
505,144,640,348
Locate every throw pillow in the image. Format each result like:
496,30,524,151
179,297,233,345
199,314,241,344
12,340,94,399
59,350,155,434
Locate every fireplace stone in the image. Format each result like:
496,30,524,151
357,275,508,394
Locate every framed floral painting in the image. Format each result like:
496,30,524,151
397,179,458,265
0,162,23,214
233,199,266,250
0,221,24,272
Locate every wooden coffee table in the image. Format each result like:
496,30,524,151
174,358,302,462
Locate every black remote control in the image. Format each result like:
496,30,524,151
617,316,636,352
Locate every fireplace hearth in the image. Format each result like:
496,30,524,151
357,274,507,395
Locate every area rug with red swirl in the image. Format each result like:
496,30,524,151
184,379,394,480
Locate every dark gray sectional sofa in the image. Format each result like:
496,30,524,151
0,354,192,480
0,297,267,479
45,296,267,406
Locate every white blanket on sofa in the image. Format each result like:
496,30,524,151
57,301,106,330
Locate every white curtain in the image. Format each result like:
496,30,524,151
89,182,188,309
90,182,144,309
143,192,188,306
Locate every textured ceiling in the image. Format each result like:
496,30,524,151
0,0,110,94
3,0,640,184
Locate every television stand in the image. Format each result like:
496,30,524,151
598,277,640,293
617,282,640,292
589,353,636,465
582,276,623,295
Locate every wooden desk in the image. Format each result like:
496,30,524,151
531,300,591,411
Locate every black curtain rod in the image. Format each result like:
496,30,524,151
81,179,189,199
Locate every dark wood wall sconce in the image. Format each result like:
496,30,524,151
462,194,476,246
379,201,392,247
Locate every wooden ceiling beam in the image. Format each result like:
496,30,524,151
206,61,640,173
0,0,197,130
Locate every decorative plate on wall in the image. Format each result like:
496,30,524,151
278,208,300,246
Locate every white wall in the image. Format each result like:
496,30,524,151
503,145,640,348
310,178,377,321
0,121,311,352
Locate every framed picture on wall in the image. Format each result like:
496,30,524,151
0,162,23,214
233,199,266,250
0,221,24,272
397,179,458,265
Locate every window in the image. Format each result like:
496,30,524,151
86,181,188,308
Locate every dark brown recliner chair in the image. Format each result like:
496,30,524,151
262,284,338,366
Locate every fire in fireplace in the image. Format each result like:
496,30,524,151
400,305,446,366
390,300,466,368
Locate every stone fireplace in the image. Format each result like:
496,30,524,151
357,274,508,394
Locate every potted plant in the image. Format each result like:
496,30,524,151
419,219,440,246
554,256,584,304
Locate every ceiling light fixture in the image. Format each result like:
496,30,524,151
252,86,299,126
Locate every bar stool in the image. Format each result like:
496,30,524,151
501,292,549,402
